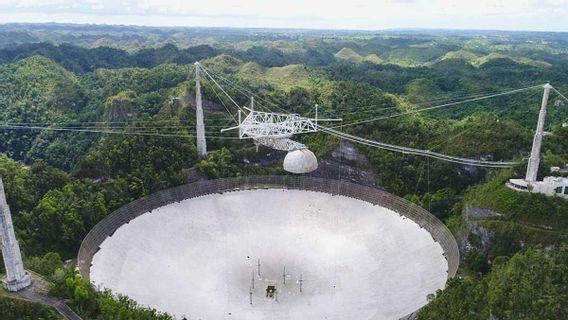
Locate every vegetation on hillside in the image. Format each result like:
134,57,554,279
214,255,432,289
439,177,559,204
0,26,567,318
418,246,568,320
0,295,61,320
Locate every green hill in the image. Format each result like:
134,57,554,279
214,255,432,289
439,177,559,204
439,49,480,62
388,46,449,66
0,55,85,113
334,47,384,64
334,47,362,60
438,50,552,68
204,55,312,90
0,56,87,159
472,52,552,68
262,64,310,89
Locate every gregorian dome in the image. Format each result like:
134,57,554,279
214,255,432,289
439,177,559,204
283,149,318,174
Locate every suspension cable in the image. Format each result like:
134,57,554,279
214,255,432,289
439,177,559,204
552,87,568,105
198,65,289,114
318,125,517,168
327,84,546,129
198,64,245,113
0,124,244,139
206,76,239,124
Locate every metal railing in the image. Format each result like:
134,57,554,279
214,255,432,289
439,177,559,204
77,176,459,319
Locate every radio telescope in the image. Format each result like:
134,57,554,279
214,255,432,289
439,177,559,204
80,177,459,320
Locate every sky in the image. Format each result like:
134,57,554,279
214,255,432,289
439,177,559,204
0,0,566,32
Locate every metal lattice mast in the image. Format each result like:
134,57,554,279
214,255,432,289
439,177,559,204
0,175,31,291
525,84,552,182
195,62,207,158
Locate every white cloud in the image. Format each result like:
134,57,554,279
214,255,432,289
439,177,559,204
0,0,566,31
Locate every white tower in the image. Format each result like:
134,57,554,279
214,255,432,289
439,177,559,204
0,175,32,291
525,84,552,182
194,62,207,158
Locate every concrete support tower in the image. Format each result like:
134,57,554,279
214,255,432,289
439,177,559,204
194,62,207,158
0,175,31,291
525,83,552,182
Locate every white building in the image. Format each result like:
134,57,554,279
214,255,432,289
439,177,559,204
507,177,568,198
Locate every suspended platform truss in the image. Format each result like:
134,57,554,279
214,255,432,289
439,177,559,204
221,102,341,151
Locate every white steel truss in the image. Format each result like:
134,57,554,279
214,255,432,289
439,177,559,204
239,111,317,139
221,101,341,151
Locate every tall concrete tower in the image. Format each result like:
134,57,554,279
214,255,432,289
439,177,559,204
0,175,32,291
194,62,207,158
525,84,552,182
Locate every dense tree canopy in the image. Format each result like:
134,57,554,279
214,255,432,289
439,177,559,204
419,246,568,320
0,27,567,319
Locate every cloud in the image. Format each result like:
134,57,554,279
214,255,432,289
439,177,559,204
0,0,566,31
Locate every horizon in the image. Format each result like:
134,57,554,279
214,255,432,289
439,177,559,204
0,0,567,33
1,21,568,35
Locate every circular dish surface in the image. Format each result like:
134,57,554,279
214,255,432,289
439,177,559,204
91,189,448,320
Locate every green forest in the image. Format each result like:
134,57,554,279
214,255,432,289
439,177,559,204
0,24,567,319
